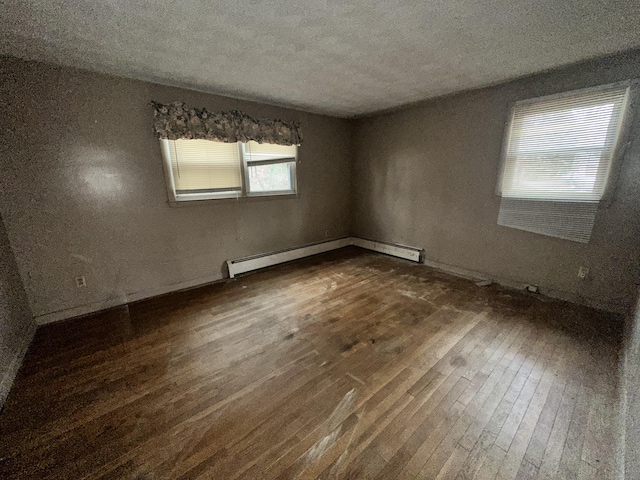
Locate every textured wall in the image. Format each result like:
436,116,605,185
0,214,35,407
624,291,640,479
0,57,352,323
352,50,640,314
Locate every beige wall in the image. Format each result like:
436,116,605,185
352,49,640,314
2,51,639,326
0,214,35,407
0,57,352,323
624,290,640,479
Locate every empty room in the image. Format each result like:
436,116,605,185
1,1,640,479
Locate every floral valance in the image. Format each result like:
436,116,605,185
151,101,303,146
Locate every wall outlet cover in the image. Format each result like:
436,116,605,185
578,266,590,279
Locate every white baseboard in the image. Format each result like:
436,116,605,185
36,236,425,325
36,298,127,326
421,258,492,283
227,238,353,278
31,234,623,328
35,272,224,326
37,238,359,324
421,257,625,314
227,236,422,278
0,321,36,409
352,237,422,262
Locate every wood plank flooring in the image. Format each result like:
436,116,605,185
0,247,624,479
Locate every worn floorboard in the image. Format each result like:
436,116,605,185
0,247,623,479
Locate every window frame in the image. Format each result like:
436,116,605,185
495,80,637,205
159,139,298,203
241,143,298,197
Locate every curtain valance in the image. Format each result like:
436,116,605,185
151,101,303,146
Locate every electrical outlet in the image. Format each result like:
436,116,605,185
578,266,589,279
75,275,87,288
325,229,329,237
525,284,539,294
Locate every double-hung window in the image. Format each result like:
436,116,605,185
497,82,632,243
160,139,297,202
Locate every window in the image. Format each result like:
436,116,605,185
160,139,297,201
497,82,631,243
242,142,297,194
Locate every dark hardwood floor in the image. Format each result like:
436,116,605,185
0,247,624,479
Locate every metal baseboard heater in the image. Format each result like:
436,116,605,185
226,236,423,278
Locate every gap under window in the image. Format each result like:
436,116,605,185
160,139,298,202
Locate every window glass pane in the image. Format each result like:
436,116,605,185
248,162,293,192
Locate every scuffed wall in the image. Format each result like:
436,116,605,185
0,57,352,324
0,214,35,407
624,290,640,479
352,50,640,314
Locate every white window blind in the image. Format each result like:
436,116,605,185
498,83,630,243
159,139,298,201
244,141,296,163
165,139,242,194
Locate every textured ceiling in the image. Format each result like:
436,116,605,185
2,0,639,117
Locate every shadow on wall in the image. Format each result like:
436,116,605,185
625,289,640,479
0,214,35,408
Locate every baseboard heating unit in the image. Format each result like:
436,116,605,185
226,236,423,278
351,237,423,263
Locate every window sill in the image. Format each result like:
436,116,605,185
168,192,299,207
493,194,612,209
